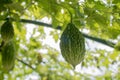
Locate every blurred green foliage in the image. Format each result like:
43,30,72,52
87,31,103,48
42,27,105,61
0,0,120,80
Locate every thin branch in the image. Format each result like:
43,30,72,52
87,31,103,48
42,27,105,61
16,57,44,76
20,19,62,30
16,57,35,70
19,19,115,48
82,33,115,48
20,19,52,27
4,18,116,48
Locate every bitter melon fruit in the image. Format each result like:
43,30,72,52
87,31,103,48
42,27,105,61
1,20,14,43
60,23,85,68
2,41,16,72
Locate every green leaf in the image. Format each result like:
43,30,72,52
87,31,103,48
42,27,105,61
110,51,119,60
5,2,24,13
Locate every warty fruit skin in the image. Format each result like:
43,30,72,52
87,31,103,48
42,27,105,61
60,23,85,68
2,41,16,72
1,20,14,43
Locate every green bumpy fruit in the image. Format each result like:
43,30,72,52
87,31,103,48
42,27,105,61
60,23,85,68
1,20,14,43
2,41,16,72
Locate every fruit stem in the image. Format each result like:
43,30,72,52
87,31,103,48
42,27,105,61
67,9,73,23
